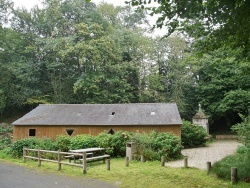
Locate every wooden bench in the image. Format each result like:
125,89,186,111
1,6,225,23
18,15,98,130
79,154,110,164
65,152,94,163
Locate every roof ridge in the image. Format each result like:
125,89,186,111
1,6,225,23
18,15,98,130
39,103,176,106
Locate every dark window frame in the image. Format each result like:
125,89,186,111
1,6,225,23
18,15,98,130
29,129,36,136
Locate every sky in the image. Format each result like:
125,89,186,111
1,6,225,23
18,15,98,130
12,0,126,10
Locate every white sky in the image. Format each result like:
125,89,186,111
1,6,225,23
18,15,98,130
12,0,126,10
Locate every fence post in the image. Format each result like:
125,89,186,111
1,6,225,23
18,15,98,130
82,152,87,174
106,159,110,171
38,149,41,167
23,147,26,163
231,167,238,184
125,157,129,167
206,162,211,175
184,156,188,168
58,150,61,171
141,154,145,162
161,156,166,167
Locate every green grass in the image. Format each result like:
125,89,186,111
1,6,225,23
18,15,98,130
0,150,249,188
212,153,250,182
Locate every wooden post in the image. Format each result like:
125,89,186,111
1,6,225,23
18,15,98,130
206,162,211,175
184,156,188,168
141,154,145,162
125,157,129,167
23,147,26,163
38,149,41,167
231,167,238,184
161,156,166,167
82,152,87,174
58,150,61,171
106,159,110,171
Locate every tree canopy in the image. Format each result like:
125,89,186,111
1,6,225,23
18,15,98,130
1,0,249,133
128,0,250,52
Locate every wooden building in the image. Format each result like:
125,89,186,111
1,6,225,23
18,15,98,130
12,103,182,141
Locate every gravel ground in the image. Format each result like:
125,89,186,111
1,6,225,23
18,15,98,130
0,161,118,188
165,140,241,169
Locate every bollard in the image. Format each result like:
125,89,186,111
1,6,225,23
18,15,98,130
161,156,166,167
58,150,61,171
231,167,238,184
206,162,211,175
38,149,41,167
106,159,110,171
125,157,129,167
184,156,188,168
141,155,145,162
23,147,26,163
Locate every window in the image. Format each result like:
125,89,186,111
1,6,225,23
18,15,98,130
107,129,115,135
66,129,74,136
29,129,36,136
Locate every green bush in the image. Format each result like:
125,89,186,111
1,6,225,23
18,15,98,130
0,123,13,150
96,131,131,157
211,153,250,182
69,134,97,150
56,135,71,152
96,132,113,155
152,132,182,160
231,114,250,147
9,137,41,158
131,132,154,160
181,120,208,148
131,131,181,161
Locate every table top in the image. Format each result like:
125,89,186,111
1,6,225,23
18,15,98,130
69,148,105,153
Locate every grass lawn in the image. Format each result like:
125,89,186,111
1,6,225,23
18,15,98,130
0,152,249,188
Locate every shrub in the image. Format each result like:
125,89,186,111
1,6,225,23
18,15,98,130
131,132,154,159
96,131,131,157
231,114,250,147
69,134,97,150
109,131,131,157
130,131,181,161
0,123,13,150
211,153,250,182
96,132,113,155
9,137,41,158
181,120,208,148
152,132,182,160
55,135,71,152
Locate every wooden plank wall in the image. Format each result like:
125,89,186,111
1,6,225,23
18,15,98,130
13,125,181,141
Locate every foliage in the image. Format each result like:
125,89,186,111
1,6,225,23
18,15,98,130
9,137,41,158
128,0,250,53
0,123,13,150
231,114,250,147
96,131,131,157
131,131,182,160
69,134,97,150
211,153,250,182
55,135,71,152
192,47,250,130
181,120,208,148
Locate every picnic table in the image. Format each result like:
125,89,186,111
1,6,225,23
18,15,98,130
68,147,110,174
67,148,110,164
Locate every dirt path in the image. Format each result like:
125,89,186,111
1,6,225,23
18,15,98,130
0,161,118,188
165,140,241,170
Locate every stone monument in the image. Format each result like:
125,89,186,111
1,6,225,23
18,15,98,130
192,104,209,134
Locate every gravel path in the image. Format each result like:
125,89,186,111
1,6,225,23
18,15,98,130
165,140,241,170
0,161,118,188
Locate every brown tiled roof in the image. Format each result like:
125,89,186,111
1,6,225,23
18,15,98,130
12,103,182,126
